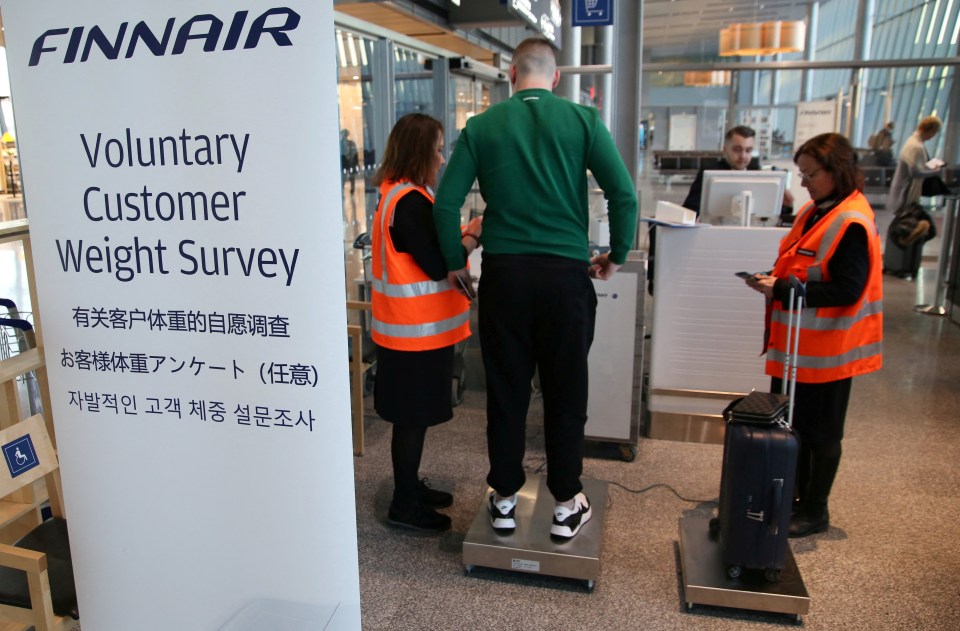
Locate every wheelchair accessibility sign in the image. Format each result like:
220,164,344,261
3,435,39,478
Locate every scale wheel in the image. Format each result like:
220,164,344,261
464,564,474,574
726,565,742,580
585,579,595,592
619,444,637,462
685,602,694,612
764,568,782,583
793,614,803,625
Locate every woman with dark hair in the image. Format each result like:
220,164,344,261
745,133,883,538
370,113,482,532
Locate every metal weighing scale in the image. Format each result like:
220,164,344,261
463,475,608,590
678,515,810,622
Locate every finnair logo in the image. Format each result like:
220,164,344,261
28,7,300,67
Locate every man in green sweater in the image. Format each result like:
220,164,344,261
433,37,638,541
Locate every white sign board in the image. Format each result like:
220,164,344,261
649,226,787,417
794,100,837,148
668,113,697,151
3,1,360,629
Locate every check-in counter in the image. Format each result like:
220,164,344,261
647,225,787,444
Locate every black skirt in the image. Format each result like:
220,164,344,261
374,344,454,427
771,377,853,445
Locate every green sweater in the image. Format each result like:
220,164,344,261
433,88,638,269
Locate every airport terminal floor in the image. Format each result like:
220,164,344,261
345,171,960,629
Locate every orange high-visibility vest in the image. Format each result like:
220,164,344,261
371,180,470,351
766,190,883,383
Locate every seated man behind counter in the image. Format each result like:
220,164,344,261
646,125,792,295
681,125,794,215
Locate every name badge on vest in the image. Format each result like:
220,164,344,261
798,248,817,257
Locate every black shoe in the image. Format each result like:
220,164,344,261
788,506,829,538
550,492,592,540
388,503,451,532
418,478,453,509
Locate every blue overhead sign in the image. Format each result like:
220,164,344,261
572,0,613,27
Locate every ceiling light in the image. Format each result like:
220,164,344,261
719,20,806,57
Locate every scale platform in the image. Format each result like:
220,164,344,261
679,515,810,621
462,474,608,589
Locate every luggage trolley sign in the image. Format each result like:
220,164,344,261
573,0,613,27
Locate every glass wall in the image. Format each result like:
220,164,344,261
395,46,435,119
814,0,960,157
336,26,374,238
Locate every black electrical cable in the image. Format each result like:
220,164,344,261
522,459,716,505
607,480,716,505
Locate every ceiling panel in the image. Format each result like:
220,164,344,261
335,0,815,63
642,0,813,59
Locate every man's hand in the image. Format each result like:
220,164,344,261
589,252,621,280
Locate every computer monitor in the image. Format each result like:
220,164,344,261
700,169,789,226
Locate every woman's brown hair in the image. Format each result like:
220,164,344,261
794,132,864,199
373,113,443,188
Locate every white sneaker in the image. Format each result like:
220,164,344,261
488,492,517,533
550,492,592,540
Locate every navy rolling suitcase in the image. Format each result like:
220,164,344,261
882,231,923,278
712,283,803,582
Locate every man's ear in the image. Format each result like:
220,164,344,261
552,69,560,88
509,65,517,86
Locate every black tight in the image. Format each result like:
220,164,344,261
391,424,427,507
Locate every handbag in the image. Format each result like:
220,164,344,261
921,174,950,197
889,203,936,247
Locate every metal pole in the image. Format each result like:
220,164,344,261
557,0,581,103
917,196,960,315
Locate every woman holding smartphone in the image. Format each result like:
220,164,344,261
370,113,482,532
745,132,883,538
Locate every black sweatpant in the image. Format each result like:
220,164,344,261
478,253,597,502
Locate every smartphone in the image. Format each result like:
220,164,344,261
735,271,756,280
456,274,476,301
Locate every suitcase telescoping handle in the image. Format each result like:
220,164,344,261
781,277,805,428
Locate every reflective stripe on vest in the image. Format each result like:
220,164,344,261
770,297,882,331
371,180,470,350
376,182,416,286
804,209,878,282
767,340,882,370
372,277,453,298
371,310,470,339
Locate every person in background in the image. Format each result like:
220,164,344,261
646,125,794,294
887,116,943,212
745,132,883,538
433,37,638,541
340,129,359,194
681,125,795,215
868,121,896,166
370,113,483,532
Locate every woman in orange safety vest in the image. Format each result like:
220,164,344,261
745,133,883,538
370,113,482,532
